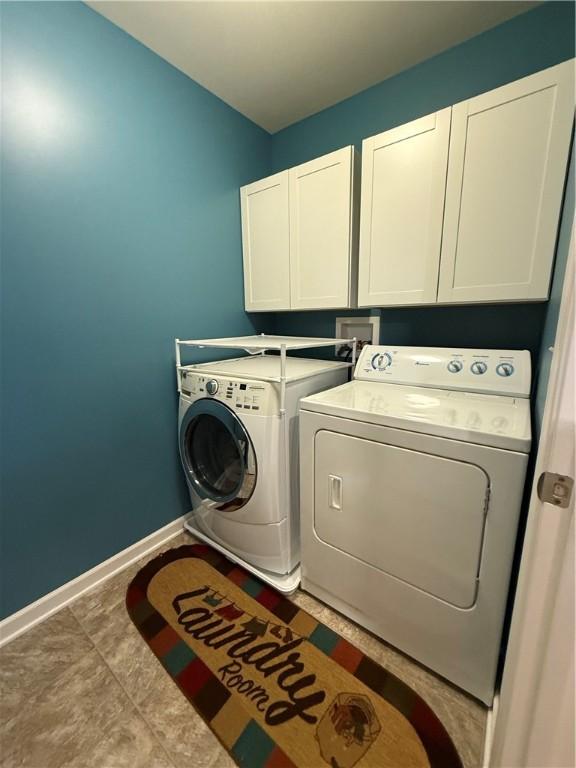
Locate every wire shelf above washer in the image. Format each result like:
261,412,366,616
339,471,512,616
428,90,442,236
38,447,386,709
175,334,357,416
176,334,350,354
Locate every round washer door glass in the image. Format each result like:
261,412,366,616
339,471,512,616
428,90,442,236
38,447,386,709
180,399,257,509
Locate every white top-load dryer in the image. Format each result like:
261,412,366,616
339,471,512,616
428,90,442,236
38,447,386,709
179,354,349,592
299,345,531,703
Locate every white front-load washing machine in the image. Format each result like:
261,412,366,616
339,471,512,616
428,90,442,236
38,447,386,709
178,355,348,592
299,345,531,703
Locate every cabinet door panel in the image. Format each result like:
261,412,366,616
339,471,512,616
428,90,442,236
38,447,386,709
289,147,354,310
241,172,290,311
439,60,574,304
358,108,450,307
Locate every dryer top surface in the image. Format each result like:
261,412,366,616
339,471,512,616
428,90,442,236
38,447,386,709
300,380,531,452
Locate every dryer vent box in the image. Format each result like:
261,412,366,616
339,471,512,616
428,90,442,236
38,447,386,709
335,316,380,354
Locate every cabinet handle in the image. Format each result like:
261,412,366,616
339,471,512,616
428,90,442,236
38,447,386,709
329,475,342,510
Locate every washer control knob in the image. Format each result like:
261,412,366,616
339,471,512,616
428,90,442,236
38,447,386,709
471,361,488,375
496,362,515,377
206,379,219,395
447,360,463,373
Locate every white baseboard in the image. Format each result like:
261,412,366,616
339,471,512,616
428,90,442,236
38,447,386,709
0,514,191,648
482,692,499,768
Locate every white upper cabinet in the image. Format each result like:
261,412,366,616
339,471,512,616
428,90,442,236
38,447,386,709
290,146,357,310
241,62,573,312
358,108,451,307
241,172,291,311
240,147,358,311
357,60,574,308
438,60,575,304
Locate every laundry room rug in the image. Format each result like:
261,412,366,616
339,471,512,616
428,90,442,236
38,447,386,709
126,544,462,768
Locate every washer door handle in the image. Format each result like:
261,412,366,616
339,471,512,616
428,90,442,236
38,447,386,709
329,475,342,510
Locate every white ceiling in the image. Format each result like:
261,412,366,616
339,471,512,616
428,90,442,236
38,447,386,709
88,1,538,133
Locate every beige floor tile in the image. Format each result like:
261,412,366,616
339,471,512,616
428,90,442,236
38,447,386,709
69,534,197,707
0,646,170,768
153,531,195,552
69,560,147,637
78,707,175,768
69,531,194,638
2,706,175,768
137,674,229,768
206,749,236,768
0,608,94,723
83,598,169,705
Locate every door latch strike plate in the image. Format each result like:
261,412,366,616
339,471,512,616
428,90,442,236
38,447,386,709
537,472,574,508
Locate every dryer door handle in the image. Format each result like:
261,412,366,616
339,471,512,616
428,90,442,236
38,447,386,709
329,475,343,510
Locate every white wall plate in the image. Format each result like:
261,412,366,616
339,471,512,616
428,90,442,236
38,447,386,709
335,316,380,355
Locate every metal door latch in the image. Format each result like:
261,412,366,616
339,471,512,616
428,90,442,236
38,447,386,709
537,472,574,508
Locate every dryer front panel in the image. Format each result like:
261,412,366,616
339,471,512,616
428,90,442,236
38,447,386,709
314,430,489,608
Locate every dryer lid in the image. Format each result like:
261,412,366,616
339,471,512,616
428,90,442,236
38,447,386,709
300,380,531,452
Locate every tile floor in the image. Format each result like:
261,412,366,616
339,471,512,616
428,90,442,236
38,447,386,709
0,532,487,767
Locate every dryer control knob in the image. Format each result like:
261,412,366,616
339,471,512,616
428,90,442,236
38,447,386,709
447,360,463,373
471,362,487,375
206,379,219,395
371,352,392,371
496,363,514,377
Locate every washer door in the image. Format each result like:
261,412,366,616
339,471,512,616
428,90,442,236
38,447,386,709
180,399,257,511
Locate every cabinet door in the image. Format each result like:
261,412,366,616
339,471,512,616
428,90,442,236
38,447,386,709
289,146,356,310
438,60,574,304
358,108,451,307
240,171,290,311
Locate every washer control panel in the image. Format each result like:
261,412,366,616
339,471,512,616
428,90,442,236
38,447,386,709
355,345,531,397
180,373,275,414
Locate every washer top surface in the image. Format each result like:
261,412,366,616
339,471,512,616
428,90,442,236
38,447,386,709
188,355,350,383
300,379,531,452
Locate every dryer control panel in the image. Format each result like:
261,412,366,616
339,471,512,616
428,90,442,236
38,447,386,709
180,372,277,415
355,345,531,397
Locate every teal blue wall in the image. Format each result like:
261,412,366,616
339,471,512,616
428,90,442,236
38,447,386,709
267,2,574,371
0,2,270,618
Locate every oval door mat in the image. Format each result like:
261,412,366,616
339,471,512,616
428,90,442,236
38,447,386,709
126,544,462,768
